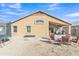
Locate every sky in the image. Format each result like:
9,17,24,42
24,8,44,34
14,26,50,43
0,3,79,23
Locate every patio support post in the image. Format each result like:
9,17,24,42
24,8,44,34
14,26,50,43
75,27,78,36
68,25,72,41
60,27,63,34
53,27,56,34
68,25,71,35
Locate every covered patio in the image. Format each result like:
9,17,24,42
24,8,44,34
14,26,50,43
49,21,71,40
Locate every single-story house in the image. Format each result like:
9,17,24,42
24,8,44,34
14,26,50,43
10,11,71,39
71,21,79,36
0,22,10,42
0,22,6,35
0,22,11,40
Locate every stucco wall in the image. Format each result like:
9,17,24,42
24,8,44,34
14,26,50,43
11,13,49,38
11,12,69,38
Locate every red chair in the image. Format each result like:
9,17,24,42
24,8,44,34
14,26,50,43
62,34,71,44
75,35,79,43
66,34,71,42
49,33,55,40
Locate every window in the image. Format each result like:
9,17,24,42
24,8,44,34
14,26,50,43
27,26,31,32
0,27,3,31
13,26,17,32
36,20,44,24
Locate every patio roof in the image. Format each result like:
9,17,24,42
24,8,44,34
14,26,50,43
49,20,70,27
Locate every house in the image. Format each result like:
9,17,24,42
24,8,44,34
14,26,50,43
10,11,71,39
71,21,79,36
0,22,11,40
0,22,6,35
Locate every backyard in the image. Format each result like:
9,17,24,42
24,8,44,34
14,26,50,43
0,38,79,56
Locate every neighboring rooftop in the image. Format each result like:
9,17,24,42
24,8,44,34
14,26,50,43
72,21,79,26
0,21,5,26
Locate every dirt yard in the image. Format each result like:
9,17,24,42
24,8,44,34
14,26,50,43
0,38,79,56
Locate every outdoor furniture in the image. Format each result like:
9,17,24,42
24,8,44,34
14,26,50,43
49,33,55,40
62,34,71,45
75,35,79,43
49,33,62,45
71,36,77,42
71,35,79,43
0,34,10,48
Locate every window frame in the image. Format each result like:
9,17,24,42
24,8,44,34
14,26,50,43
35,20,44,24
27,26,31,33
13,26,17,32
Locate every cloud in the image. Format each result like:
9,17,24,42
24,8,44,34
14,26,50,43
5,11,29,15
0,15,8,17
0,3,5,7
47,3,60,10
0,9,10,12
6,11,17,15
15,8,27,12
6,11,22,15
8,3,25,12
9,3,21,9
66,12,79,17
0,4,29,16
0,3,22,9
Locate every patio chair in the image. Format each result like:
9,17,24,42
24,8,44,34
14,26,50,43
49,33,61,45
62,34,71,45
49,33,55,40
75,35,79,44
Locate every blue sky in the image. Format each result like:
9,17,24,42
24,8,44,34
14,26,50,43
0,3,79,23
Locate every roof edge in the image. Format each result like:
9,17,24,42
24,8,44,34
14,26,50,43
10,11,71,25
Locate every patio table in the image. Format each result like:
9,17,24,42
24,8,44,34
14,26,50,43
55,35,65,40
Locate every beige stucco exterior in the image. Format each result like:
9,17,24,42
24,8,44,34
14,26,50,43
11,11,70,38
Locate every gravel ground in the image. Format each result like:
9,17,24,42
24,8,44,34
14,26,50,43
0,38,79,56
